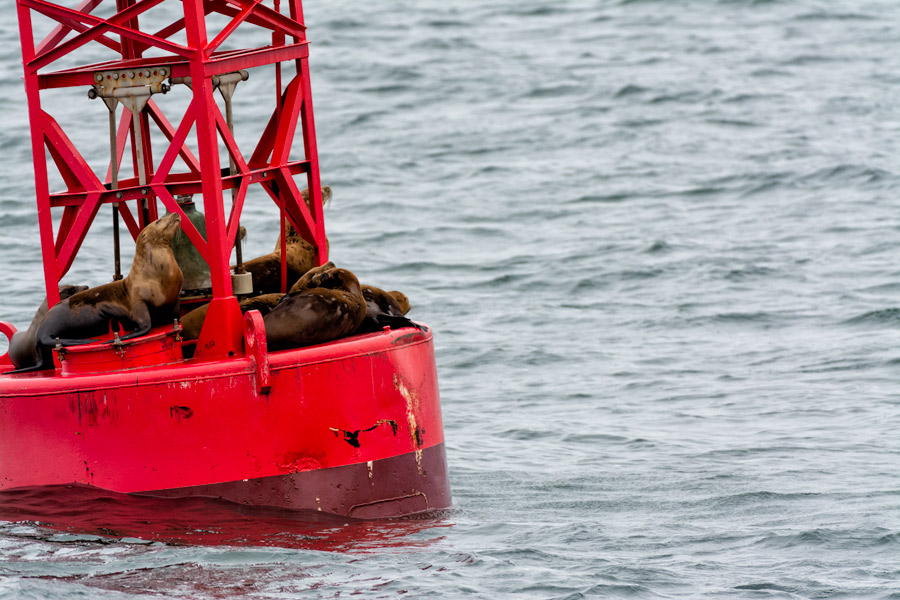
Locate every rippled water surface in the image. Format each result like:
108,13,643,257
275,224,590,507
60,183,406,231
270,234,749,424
2,0,900,598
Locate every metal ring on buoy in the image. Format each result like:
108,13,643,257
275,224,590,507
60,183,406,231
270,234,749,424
0,321,18,367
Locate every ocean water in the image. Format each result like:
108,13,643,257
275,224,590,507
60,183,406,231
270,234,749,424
2,0,900,598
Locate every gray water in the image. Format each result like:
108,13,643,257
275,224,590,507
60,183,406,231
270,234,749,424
2,0,900,598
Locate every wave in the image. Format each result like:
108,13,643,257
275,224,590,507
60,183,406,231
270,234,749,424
842,308,900,327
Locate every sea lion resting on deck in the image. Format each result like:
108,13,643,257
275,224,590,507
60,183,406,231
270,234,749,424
180,259,420,350
178,256,338,343
16,213,184,371
8,284,89,369
355,285,424,334
240,186,332,294
287,262,422,337
264,265,366,351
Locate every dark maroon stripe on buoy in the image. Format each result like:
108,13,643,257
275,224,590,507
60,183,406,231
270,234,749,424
142,443,451,519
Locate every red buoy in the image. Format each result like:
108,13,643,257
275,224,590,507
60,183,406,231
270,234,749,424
0,0,451,519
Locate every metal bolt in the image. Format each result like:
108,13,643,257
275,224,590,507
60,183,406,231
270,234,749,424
96,74,103,82
128,71,135,78
141,188,148,195
116,192,123,199
112,73,119,80
160,68,167,76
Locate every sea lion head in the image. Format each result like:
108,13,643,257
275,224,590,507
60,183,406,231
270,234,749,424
130,213,184,300
301,185,333,211
315,268,361,297
279,186,334,247
140,212,182,246
388,291,411,315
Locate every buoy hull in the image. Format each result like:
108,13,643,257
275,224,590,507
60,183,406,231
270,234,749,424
0,327,450,518
147,442,450,519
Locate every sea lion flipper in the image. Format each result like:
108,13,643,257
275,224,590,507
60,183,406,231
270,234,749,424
118,302,151,340
57,338,100,346
7,344,54,373
5,364,44,374
357,314,427,334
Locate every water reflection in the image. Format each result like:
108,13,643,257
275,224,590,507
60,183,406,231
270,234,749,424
0,484,451,551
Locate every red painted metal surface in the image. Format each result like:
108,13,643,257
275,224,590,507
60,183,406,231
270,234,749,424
149,442,451,518
3,0,452,518
0,324,15,372
58,322,184,375
0,327,449,517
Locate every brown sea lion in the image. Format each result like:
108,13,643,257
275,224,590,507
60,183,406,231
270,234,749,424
180,293,286,341
8,284,89,369
289,263,419,334
288,261,336,294
240,186,332,294
16,213,184,372
387,290,411,316
263,267,366,351
355,285,423,334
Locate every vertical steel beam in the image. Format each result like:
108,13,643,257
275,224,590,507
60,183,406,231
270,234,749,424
17,2,60,306
297,57,327,264
183,0,242,357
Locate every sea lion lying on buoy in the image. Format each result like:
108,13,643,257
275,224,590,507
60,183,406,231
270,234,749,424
241,186,332,294
263,266,366,351
15,213,184,372
289,263,421,334
288,261,336,294
180,293,285,341
355,285,423,334
8,284,88,369
385,290,411,316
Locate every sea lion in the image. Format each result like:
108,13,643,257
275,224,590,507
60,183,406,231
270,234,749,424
387,290,411,316
240,186,332,294
288,261,336,294
263,267,366,351
8,284,89,369
17,213,184,372
355,285,423,334
289,264,419,334
180,293,285,341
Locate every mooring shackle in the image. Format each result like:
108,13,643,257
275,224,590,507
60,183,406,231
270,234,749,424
243,310,270,394
0,321,16,365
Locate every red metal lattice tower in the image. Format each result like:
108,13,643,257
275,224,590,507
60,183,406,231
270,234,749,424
15,0,327,358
